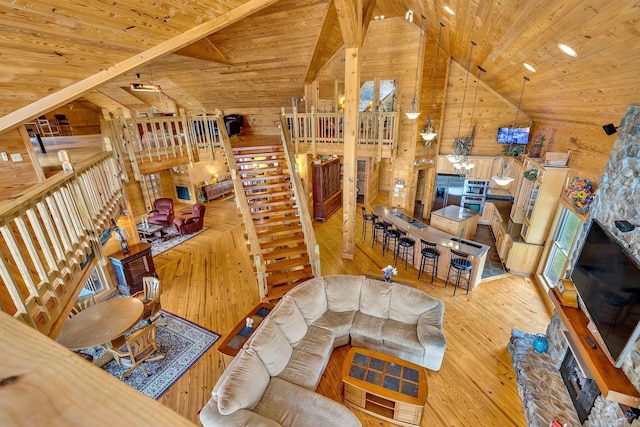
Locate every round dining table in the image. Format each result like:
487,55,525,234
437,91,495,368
56,297,144,351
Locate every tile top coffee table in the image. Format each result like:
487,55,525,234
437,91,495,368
342,347,428,427
136,223,166,243
218,302,274,369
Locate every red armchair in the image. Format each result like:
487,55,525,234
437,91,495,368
173,203,206,235
148,198,175,227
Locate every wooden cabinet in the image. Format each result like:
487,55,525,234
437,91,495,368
512,156,568,245
312,157,342,221
109,243,156,296
202,180,233,201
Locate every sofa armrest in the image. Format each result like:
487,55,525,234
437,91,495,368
416,316,446,348
200,398,281,427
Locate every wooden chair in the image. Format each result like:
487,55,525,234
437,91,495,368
68,294,96,318
133,276,166,326
108,323,164,379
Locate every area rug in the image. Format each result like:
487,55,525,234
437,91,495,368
81,310,220,399
151,226,209,257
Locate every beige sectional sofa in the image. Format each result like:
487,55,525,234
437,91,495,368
200,275,446,427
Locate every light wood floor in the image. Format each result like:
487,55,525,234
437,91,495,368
152,193,554,426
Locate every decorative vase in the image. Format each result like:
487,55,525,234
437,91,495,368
384,275,391,282
532,334,548,354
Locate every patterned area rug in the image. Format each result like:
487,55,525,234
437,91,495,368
81,311,219,399
151,226,209,257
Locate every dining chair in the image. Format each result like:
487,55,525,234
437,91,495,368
133,276,166,326
68,294,96,318
108,323,165,379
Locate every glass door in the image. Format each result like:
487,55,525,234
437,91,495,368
543,207,581,286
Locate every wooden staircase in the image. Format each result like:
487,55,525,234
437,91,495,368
232,144,315,300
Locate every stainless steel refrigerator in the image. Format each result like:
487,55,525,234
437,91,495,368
432,174,465,211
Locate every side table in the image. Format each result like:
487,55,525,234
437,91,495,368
218,302,274,369
108,243,156,296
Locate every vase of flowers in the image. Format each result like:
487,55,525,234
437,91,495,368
381,265,398,282
566,177,595,214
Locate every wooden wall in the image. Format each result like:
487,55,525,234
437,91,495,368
0,127,44,201
48,101,102,135
440,60,532,157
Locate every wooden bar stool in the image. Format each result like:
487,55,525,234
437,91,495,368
418,239,440,283
445,249,473,296
395,228,415,269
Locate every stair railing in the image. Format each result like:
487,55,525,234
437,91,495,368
279,116,321,277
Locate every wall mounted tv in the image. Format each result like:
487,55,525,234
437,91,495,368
571,219,640,367
496,127,530,144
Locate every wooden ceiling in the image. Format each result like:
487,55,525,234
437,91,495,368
1,0,638,131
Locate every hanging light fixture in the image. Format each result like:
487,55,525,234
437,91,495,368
492,75,529,185
420,23,445,145
447,40,476,164
406,15,426,120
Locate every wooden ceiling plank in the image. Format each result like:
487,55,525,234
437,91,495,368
304,1,342,84
0,0,280,134
174,38,231,65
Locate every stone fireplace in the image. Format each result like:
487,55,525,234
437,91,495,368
559,348,600,423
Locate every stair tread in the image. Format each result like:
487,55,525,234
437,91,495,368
261,235,305,249
255,224,303,236
265,255,310,272
262,245,308,260
267,268,314,287
252,207,299,218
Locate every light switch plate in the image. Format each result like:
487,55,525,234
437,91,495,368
1,152,7,161
10,153,23,162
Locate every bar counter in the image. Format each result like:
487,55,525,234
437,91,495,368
372,205,489,291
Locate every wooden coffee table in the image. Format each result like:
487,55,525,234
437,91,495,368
136,223,166,243
342,347,428,427
217,302,274,369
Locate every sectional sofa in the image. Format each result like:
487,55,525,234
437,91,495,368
200,275,446,427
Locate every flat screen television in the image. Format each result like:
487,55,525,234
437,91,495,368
496,127,530,144
571,219,640,367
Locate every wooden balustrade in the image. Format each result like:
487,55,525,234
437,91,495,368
0,152,126,338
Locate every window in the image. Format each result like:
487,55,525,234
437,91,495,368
358,79,397,112
543,207,581,286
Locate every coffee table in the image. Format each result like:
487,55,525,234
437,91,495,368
217,302,274,369
342,347,428,427
136,223,166,243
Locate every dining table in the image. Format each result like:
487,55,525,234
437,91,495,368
56,297,144,352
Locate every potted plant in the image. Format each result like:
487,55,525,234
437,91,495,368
528,133,546,158
503,143,524,157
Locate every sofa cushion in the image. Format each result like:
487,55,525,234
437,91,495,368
200,399,281,427
324,275,363,312
312,310,356,339
250,318,293,376
293,325,335,359
271,297,308,345
360,278,392,318
288,277,327,323
253,377,362,427
382,318,425,357
350,311,385,350
276,349,327,390
216,348,270,416
389,282,440,324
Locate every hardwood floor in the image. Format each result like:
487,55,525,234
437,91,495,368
152,193,554,426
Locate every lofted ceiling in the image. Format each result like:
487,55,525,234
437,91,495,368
0,0,638,132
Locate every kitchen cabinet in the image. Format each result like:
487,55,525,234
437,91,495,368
312,157,342,221
512,156,568,245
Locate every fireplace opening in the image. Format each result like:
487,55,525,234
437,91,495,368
559,349,601,423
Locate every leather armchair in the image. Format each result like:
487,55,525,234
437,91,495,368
173,203,206,235
148,198,174,227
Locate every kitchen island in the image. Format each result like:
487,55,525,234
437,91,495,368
430,205,479,240
372,205,489,291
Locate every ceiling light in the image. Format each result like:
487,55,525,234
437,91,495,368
421,23,445,146
557,43,577,57
523,63,536,72
444,5,455,15
405,15,426,120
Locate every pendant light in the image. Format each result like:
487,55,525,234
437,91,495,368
405,15,425,120
492,75,530,185
447,40,476,164
420,22,445,145
454,65,486,173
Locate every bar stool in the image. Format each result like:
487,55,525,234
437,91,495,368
395,228,416,269
382,221,401,257
371,214,387,248
361,206,375,239
445,249,473,296
418,239,440,283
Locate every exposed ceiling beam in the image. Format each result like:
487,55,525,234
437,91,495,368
335,0,362,48
174,38,231,65
0,0,280,134
304,1,342,84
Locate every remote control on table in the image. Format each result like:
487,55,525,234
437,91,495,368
585,335,597,349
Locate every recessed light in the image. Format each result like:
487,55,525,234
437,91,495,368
523,63,536,72
557,43,577,57
444,5,455,15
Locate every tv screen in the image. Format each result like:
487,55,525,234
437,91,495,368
571,219,640,367
496,127,530,144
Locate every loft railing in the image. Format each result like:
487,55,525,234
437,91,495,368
281,107,399,157
0,152,125,338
